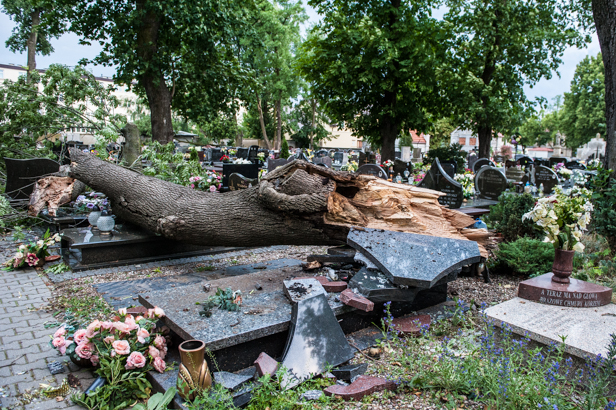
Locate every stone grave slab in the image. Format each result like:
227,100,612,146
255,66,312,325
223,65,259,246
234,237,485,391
324,375,396,401
280,293,355,389
393,160,412,179
417,158,464,208
472,158,495,173
267,158,291,172
283,278,327,303
358,151,376,166
534,165,559,194
356,164,387,179
549,157,568,167
566,160,586,170
485,297,616,360
518,273,612,307
331,363,368,383
313,156,332,168
228,173,258,191
353,250,379,270
4,157,60,200
213,371,253,391
467,154,478,171
222,163,259,187
140,267,353,352
347,228,481,288
474,166,508,200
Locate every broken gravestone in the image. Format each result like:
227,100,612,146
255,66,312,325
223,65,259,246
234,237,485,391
347,228,481,288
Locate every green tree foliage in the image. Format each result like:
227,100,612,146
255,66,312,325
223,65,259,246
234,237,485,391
560,53,606,149
442,0,589,158
518,113,553,149
0,64,125,167
66,0,250,144
2,0,67,80
288,95,331,149
429,118,457,149
279,137,290,159
299,0,446,162
422,143,466,173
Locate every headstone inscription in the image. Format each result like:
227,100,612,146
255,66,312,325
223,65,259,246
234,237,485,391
228,173,259,191
474,166,508,200
417,158,464,209
565,161,586,170
472,158,495,174
356,164,387,179
534,165,559,194
4,157,60,200
222,163,259,187
267,158,291,172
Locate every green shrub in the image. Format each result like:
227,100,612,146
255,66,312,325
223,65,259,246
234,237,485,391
494,237,554,276
423,143,467,173
589,168,616,252
485,192,539,242
280,138,290,159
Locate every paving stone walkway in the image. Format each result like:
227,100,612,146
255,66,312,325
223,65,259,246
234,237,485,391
0,267,94,410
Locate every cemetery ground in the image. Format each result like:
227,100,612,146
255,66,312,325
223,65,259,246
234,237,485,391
4,225,605,410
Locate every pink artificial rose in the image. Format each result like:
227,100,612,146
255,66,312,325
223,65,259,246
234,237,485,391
91,355,99,366
86,320,101,339
73,329,88,345
113,321,130,333
209,185,216,192
148,345,160,359
148,307,165,318
190,184,195,189
125,351,146,370
59,339,72,355
135,316,144,322
52,336,65,348
53,326,67,338
75,342,94,359
153,356,166,373
101,321,113,330
13,258,23,268
124,316,139,331
154,335,166,350
136,328,150,344
112,340,130,355
103,335,115,344
118,308,127,315
110,350,116,358
25,253,39,267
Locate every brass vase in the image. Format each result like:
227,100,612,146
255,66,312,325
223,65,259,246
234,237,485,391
177,340,212,400
552,248,575,284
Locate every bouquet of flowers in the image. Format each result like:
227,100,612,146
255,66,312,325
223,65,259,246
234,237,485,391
454,173,475,199
257,152,266,161
233,158,252,164
73,193,108,213
412,172,426,185
220,155,230,162
188,171,222,192
554,163,572,179
586,158,603,170
341,161,358,172
522,186,593,252
4,229,60,270
570,170,588,186
228,149,237,156
50,307,168,372
381,160,394,168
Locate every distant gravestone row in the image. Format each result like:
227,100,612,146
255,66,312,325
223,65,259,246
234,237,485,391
356,164,387,179
418,158,463,209
472,158,495,174
474,167,508,200
534,165,559,194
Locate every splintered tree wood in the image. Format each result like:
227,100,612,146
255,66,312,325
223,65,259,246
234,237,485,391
28,176,77,217
67,150,491,255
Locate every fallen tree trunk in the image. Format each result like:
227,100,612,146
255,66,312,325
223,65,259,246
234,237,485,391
67,150,491,256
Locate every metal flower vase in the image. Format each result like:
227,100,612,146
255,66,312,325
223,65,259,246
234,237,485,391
552,248,575,284
177,340,212,400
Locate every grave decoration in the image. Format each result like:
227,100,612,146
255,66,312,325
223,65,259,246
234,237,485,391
417,158,464,209
393,160,412,180
472,158,495,174
474,166,508,200
549,156,568,167
228,173,259,191
534,165,559,194
517,186,612,307
3,229,60,270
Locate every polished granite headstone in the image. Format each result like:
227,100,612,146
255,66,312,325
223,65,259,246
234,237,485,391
358,151,376,166
228,173,258,191
467,154,478,172
472,158,495,174
534,165,559,194
417,158,463,208
549,156,568,167
4,157,60,200
518,156,534,168
347,228,481,288
283,278,326,303
566,160,586,170
267,158,291,172
313,156,333,168
222,163,259,187
356,164,387,179
474,166,508,200
280,293,354,389
393,160,412,179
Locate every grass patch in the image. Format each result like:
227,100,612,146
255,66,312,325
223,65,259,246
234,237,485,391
196,265,215,272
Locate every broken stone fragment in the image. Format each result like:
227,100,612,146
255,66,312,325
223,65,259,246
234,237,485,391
254,352,279,378
322,281,348,293
302,260,321,271
301,390,324,401
390,314,432,336
330,363,368,382
283,278,326,303
324,375,396,401
340,289,374,312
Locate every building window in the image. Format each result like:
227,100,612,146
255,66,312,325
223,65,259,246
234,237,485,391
469,137,477,145
459,137,466,146
0,70,3,79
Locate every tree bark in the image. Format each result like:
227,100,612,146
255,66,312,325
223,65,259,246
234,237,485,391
380,115,399,162
310,98,316,149
276,97,282,151
592,0,616,173
122,123,141,168
257,94,272,149
68,150,492,257
135,0,174,144
478,126,492,158
234,112,243,147
26,8,40,83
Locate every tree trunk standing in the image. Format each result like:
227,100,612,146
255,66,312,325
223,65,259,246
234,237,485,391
67,150,492,256
477,126,492,158
257,95,272,149
310,98,316,150
122,123,141,169
379,116,399,162
135,0,174,144
234,112,243,147
592,0,616,173
26,8,40,83
276,97,282,151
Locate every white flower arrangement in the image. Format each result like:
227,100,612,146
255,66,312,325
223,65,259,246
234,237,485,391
570,170,588,186
233,158,252,164
557,167,572,178
522,186,593,252
454,173,475,198
382,160,394,168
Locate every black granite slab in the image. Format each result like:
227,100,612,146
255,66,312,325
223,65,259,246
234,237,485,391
535,165,559,194
472,158,495,174
356,164,387,179
331,363,368,382
228,173,258,191
4,157,60,200
267,158,291,172
280,293,355,389
222,163,259,187
474,166,508,200
417,158,464,208
347,228,481,288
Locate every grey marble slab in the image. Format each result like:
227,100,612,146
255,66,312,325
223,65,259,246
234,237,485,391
283,278,326,303
347,228,481,288
280,293,355,389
